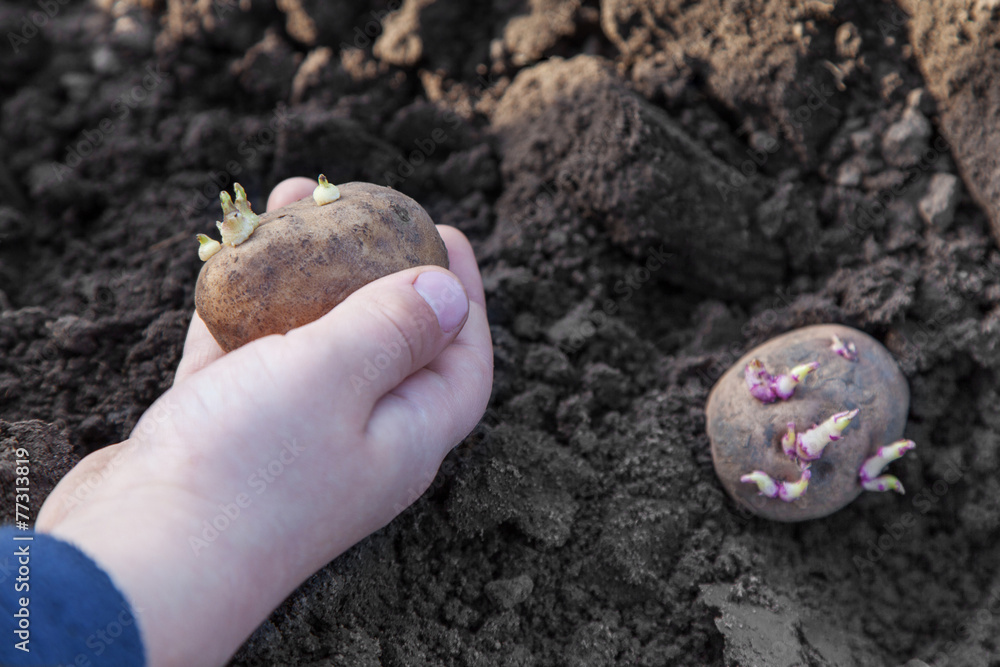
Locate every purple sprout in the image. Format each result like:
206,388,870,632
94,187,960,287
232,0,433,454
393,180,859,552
830,333,858,361
744,359,820,403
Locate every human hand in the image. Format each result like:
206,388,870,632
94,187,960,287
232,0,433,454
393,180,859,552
35,177,493,667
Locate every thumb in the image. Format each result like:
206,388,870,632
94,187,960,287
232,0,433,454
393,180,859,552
271,266,470,416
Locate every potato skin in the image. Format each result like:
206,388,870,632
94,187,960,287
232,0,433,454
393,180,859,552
195,182,448,352
705,324,909,522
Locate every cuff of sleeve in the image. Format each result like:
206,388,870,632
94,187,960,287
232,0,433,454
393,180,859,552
0,527,145,666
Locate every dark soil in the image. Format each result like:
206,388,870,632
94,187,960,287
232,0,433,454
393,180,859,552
2,0,1000,665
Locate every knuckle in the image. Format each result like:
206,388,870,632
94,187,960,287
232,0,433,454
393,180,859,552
370,298,425,371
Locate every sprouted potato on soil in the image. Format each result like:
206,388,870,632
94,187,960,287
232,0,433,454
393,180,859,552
706,324,915,522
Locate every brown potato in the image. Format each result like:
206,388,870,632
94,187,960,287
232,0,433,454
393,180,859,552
705,324,910,522
195,182,448,352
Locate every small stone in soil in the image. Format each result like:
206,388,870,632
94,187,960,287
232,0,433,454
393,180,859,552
919,173,961,231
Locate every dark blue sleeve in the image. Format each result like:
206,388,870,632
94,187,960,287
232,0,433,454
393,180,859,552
0,527,145,667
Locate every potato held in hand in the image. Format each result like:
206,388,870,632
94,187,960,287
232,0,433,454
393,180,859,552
195,180,448,352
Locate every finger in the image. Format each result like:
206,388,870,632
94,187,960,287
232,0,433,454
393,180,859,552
366,232,493,463
172,312,225,386
259,265,471,422
367,299,492,461
437,226,486,310
267,177,315,211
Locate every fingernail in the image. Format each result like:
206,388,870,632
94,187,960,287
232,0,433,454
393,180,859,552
413,271,468,333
